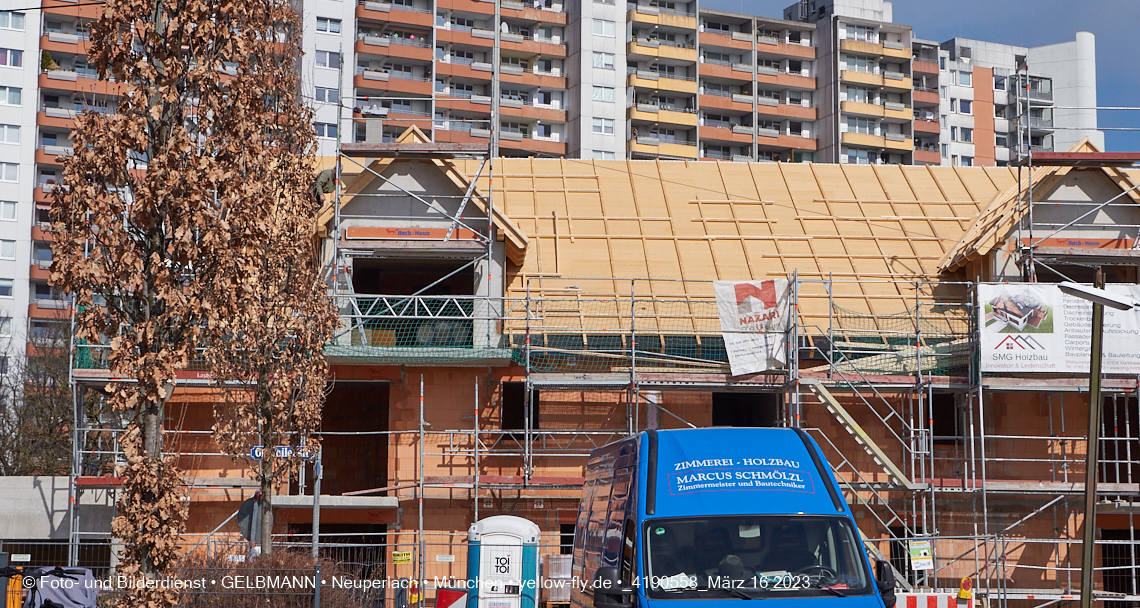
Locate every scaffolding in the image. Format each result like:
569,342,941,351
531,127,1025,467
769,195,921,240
60,140,1140,608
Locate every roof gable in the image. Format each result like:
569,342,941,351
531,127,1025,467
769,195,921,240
938,139,1140,272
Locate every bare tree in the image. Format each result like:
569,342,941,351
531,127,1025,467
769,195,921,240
50,0,315,602
0,315,70,476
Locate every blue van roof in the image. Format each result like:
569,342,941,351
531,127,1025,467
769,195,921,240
646,428,844,518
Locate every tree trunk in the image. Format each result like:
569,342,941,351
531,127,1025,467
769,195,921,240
260,458,273,556
259,381,274,556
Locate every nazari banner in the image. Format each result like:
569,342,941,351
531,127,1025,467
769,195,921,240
714,280,793,376
978,283,1140,373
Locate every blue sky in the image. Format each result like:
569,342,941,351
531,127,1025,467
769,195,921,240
700,0,1140,151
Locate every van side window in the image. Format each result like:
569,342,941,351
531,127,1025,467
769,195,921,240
620,519,636,583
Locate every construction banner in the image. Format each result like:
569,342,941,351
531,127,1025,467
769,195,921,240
714,280,793,376
978,283,1140,373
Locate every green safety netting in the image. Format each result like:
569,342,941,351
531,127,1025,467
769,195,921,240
73,298,976,378
826,303,973,377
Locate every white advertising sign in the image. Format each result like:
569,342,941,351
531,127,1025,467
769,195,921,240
978,283,1140,373
714,280,793,376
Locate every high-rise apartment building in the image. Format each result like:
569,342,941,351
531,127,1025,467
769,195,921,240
1,4,49,372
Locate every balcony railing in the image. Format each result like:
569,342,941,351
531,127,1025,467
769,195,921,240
702,88,733,98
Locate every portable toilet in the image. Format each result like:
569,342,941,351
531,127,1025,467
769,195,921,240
467,516,540,608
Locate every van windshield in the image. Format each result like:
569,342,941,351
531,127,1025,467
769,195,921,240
643,516,872,599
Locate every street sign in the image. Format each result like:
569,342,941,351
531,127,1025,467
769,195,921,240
250,446,265,460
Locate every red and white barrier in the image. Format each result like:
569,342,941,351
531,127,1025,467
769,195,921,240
898,593,973,608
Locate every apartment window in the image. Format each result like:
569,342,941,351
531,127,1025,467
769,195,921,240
961,156,973,167
994,75,1006,91
940,143,948,157
450,16,474,29
501,382,539,432
845,24,875,42
592,85,614,103
0,124,17,144
705,21,730,33
940,85,947,99
592,52,614,70
847,116,875,135
846,147,870,165
0,86,18,106
0,201,14,221
314,87,339,104
501,121,529,136
592,19,615,37
314,122,338,138
996,134,1009,148
939,57,946,70
0,11,24,30
594,150,615,160
35,284,55,300
950,126,957,141
951,154,958,166
316,17,341,33
500,56,529,70
0,318,9,336
0,48,22,67
0,163,15,182
939,114,947,128
958,71,971,86
843,54,875,74
960,127,973,143
0,240,13,260
949,98,956,113
592,117,614,135
844,85,872,104
0,279,11,298
315,50,339,68
960,99,972,115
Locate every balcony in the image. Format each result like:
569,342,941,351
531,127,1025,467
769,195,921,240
354,37,433,62
498,3,567,25
30,300,70,320
755,69,815,90
498,134,567,156
883,133,913,151
698,93,751,113
882,101,910,121
499,68,566,90
627,38,697,63
912,59,938,75
35,144,74,166
627,5,697,29
40,32,91,56
43,0,101,18
841,131,886,148
699,125,752,144
629,136,699,159
755,102,816,121
435,27,496,48
914,148,941,165
754,39,815,60
698,61,753,83
499,102,567,122
354,72,432,96
840,38,886,57
913,88,939,106
355,0,434,28
39,71,126,96
913,119,940,134
436,0,495,15
499,33,567,57
841,100,884,118
882,72,911,91
698,30,751,51
1028,116,1054,131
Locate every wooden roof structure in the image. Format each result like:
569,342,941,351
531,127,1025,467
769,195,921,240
452,158,1022,326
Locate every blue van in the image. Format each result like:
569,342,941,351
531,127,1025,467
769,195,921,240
570,428,895,608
